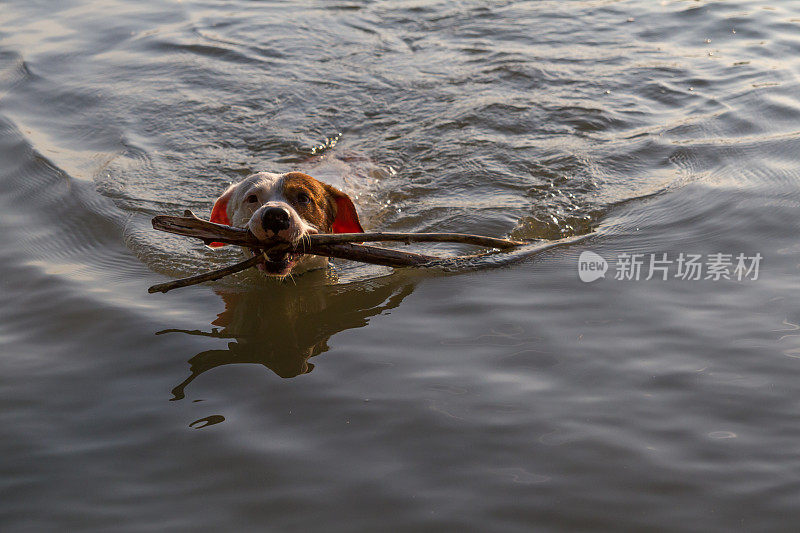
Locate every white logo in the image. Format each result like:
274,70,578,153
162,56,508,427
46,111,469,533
577,251,762,282
578,251,608,282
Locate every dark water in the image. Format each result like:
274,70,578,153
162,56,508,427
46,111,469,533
3,0,800,530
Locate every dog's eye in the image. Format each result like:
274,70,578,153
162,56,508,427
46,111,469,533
296,192,312,205
246,194,258,204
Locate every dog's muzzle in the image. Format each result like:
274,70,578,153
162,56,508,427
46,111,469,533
261,206,290,234
246,202,312,276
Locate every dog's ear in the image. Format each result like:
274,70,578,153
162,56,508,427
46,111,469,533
208,183,235,247
326,185,363,233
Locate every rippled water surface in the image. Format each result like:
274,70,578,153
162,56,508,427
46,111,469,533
3,0,800,530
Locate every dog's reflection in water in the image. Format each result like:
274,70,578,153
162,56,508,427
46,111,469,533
160,274,414,399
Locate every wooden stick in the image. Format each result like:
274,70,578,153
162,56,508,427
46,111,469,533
309,242,436,267
153,211,527,250
148,254,263,294
153,210,260,247
147,210,563,293
147,242,439,293
305,231,524,249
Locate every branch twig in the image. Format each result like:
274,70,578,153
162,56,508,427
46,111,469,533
148,254,263,294
147,211,552,294
153,211,527,250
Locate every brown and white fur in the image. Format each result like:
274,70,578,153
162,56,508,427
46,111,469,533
208,171,363,277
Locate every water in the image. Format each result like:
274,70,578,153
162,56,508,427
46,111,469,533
2,0,800,530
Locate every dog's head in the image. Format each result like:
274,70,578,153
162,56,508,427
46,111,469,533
208,171,363,276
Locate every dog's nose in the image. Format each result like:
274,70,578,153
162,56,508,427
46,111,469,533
261,206,290,234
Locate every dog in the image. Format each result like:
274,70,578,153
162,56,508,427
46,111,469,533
208,171,364,277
